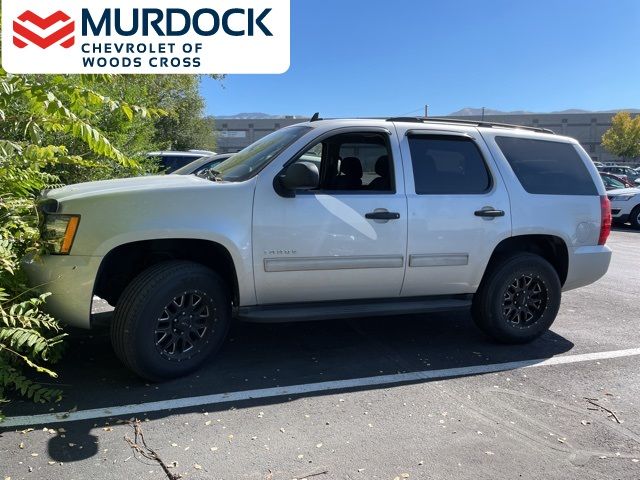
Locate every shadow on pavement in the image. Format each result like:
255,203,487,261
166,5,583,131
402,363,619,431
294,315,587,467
612,224,640,233
0,310,574,462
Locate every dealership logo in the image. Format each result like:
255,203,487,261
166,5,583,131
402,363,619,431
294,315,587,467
2,0,290,74
13,10,75,49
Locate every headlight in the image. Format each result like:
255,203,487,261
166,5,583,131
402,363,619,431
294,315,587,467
608,194,635,201
42,214,80,255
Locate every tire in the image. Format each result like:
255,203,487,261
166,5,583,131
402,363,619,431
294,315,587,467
472,253,561,344
110,261,231,381
630,205,640,230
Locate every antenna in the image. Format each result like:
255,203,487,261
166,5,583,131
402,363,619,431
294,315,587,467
310,112,321,122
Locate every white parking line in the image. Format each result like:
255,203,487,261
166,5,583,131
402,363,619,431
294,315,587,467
3,347,640,428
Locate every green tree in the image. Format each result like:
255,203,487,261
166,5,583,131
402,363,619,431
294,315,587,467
602,111,640,162
0,69,162,420
95,75,220,153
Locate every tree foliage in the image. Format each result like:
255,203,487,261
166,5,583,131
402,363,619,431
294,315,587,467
602,112,640,161
0,68,164,421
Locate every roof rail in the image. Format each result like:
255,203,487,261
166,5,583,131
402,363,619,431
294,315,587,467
386,116,555,134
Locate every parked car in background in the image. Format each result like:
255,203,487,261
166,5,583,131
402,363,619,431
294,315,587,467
608,187,640,228
599,165,640,183
147,150,216,173
593,161,604,168
171,154,234,176
25,117,612,380
600,172,634,190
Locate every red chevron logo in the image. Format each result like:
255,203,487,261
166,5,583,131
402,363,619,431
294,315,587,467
13,10,75,49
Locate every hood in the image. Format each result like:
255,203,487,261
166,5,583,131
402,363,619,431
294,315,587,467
43,175,211,202
607,187,640,196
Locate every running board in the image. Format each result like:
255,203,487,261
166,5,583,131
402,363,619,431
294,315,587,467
237,295,472,323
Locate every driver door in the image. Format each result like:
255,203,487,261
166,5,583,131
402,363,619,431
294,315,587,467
252,128,408,305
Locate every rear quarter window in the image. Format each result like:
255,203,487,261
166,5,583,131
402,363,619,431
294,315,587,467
495,137,597,195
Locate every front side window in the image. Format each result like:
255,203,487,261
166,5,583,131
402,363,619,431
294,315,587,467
408,135,491,194
289,132,394,192
495,136,597,195
214,126,311,182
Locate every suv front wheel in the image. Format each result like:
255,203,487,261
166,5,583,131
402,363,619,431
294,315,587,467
472,253,561,343
110,261,231,381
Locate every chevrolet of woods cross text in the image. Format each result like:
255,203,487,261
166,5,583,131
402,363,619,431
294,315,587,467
25,117,613,380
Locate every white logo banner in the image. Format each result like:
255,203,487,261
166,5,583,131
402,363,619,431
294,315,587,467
2,0,290,74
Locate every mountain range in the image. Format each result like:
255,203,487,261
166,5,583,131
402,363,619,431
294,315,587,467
448,107,640,116
215,108,640,119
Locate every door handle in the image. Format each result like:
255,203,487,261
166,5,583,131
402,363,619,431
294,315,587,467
474,208,505,218
365,211,401,220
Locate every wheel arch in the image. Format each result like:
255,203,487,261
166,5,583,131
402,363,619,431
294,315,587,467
93,238,240,309
483,234,569,286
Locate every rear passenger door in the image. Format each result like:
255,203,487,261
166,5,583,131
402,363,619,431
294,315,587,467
397,127,512,296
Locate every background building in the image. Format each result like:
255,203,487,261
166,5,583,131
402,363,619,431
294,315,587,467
214,111,639,165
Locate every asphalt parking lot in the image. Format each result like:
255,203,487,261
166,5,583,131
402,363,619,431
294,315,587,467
1,227,639,480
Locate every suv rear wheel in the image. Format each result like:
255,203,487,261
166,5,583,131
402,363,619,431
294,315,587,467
110,261,231,381
472,253,561,343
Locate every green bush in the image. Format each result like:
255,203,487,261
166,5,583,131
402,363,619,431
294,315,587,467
0,70,164,421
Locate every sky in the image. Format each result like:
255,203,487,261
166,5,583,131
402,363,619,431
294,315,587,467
201,0,640,118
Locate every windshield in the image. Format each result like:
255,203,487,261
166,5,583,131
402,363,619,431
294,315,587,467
602,175,624,189
214,126,312,181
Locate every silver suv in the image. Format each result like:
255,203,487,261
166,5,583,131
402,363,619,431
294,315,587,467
25,117,613,380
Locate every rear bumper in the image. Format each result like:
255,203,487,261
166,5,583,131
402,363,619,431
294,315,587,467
563,245,612,292
21,254,103,329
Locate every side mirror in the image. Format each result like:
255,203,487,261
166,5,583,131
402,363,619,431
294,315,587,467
279,162,319,193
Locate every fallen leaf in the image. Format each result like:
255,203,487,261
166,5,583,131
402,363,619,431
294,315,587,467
485,451,494,455
102,427,113,432
316,443,323,448
357,468,364,472
18,442,24,449
297,454,304,459
194,464,202,470
68,443,76,447
30,453,38,457
280,428,285,433
401,474,409,478
171,443,178,447
48,461,56,465
210,447,218,452
205,420,212,426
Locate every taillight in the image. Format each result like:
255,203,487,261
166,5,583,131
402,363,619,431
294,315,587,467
598,195,611,245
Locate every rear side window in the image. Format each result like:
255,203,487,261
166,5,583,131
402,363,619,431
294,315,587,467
408,135,491,194
495,137,597,195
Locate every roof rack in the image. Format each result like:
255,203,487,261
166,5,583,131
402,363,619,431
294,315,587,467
386,116,555,134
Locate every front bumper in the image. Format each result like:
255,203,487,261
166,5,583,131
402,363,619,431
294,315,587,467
609,201,635,220
22,254,103,329
563,245,612,292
